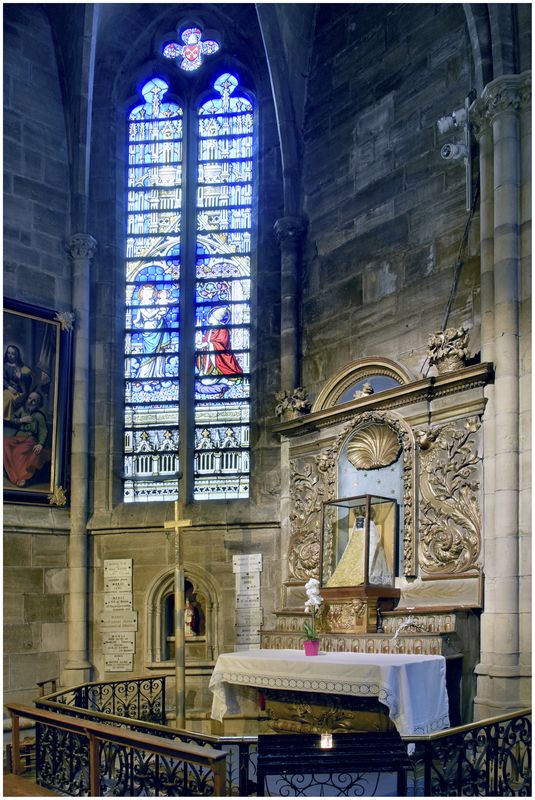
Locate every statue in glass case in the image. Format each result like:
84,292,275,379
321,495,397,589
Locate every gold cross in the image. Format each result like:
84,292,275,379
164,501,193,563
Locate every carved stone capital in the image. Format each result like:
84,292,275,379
471,71,531,136
65,233,98,261
273,216,307,247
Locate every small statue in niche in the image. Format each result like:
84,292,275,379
353,382,374,400
184,600,198,637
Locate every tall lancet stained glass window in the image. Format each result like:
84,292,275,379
124,78,182,502
124,71,252,502
194,73,252,499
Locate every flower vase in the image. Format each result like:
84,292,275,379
303,640,320,656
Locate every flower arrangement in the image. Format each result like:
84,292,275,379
303,578,323,642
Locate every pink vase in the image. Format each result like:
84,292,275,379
303,640,320,656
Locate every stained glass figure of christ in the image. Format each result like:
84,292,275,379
124,72,252,502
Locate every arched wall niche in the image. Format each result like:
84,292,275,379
145,563,221,668
287,408,417,583
332,410,417,577
312,357,416,413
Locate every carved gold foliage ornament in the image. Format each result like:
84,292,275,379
48,486,67,506
419,417,481,574
347,424,402,469
288,460,326,580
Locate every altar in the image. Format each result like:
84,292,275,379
209,649,450,737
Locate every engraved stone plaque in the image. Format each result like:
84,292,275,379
103,631,136,654
105,653,134,672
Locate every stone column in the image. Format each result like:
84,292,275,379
63,233,97,685
274,216,307,393
472,73,531,716
274,217,306,588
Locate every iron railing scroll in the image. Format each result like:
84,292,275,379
7,703,228,797
405,709,531,796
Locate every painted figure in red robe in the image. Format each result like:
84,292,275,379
4,391,51,487
198,306,242,377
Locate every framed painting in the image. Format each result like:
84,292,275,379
3,298,73,506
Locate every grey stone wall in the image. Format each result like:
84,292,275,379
3,5,71,707
301,4,481,394
4,524,69,706
3,3,70,306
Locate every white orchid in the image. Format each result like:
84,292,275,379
303,578,323,641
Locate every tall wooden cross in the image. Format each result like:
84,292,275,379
163,500,192,728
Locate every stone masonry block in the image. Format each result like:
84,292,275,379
4,533,32,565
39,622,68,653
44,568,69,594
24,594,65,623
32,534,68,567
3,623,41,653
3,593,25,624
9,651,60,692
4,567,43,594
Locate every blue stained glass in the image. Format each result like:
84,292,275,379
124,78,182,502
193,72,252,498
125,65,253,502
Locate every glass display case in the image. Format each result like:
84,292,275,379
320,494,398,589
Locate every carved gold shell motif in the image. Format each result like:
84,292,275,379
347,424,401,470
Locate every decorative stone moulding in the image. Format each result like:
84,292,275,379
427,326,470,375
418,417,482,574
312,357,414,413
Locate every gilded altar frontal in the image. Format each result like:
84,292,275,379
3,3,531,796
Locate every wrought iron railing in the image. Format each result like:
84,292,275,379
33,676,530,797
36,677,257,796
7,703,228,797
43,675,166,724
405,709,531,796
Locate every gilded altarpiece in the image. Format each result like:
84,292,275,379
263,358,491,725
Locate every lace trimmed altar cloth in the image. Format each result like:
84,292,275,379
209,649,450,737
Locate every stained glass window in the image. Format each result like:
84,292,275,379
194,73,252,499
124,78,182,502
124,71,252,502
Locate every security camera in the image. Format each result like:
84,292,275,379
440,142,467,161
436,107,467,135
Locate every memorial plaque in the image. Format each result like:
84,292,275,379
99,610,138,630
235,571,260,595
235,643,260,651
236,593,260,607
236,625,260,643
236,608,263,625
105,653,133,672
103,631,136,654
104,559,132,577
233,554,262,573
104,592,132,609
105,575,132,593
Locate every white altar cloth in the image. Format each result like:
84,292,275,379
209,649,450,737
